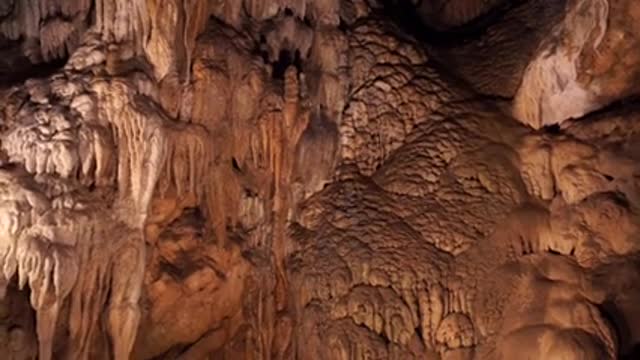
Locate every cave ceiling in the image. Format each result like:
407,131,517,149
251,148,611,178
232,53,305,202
0,0,639,359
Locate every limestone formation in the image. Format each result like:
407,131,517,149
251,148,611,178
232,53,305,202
0,0,639,359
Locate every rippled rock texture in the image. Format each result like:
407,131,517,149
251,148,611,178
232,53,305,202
0,0,639,359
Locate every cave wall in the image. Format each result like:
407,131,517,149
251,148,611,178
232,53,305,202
0,0,639,359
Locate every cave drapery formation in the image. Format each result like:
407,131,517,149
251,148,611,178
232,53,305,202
0,0,640,359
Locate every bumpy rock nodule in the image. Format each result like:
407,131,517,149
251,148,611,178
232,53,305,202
0,0,639,359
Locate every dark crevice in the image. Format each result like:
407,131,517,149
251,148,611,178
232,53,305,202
608,191,631,209
543,123,561,135
251,34,271,64
0,51,68,86
271,49,302,80
598,301,626,353
231,157,242,172
151,346,189,360
244,187,257,197
621,344,640,359
377,0,527,48
87,0,96,37
338,18,348,32
547,249,562,256
0,0,15,19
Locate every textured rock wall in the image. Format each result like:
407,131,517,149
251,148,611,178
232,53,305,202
0,0,639,359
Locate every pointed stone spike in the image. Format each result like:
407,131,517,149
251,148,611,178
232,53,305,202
35,256,53,310
17,256,28,290
108,303,141,360
3,252,17,281
36,300,60,360
53,250,78,299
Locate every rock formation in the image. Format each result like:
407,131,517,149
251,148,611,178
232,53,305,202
0,0,639,359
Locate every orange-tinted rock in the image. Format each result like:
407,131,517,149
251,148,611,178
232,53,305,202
514,0,640,128
0,1,640,359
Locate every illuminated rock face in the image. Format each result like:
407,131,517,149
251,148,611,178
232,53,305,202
0,1,639,359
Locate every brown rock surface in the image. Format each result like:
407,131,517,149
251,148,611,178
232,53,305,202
513,0,640,128
0,0,639,359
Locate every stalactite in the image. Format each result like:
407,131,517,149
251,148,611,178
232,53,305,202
95,0,149,52
156,123,212,202
0,0,92,64
1,1,640,359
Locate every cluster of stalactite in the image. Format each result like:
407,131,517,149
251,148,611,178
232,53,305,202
0,0,640,359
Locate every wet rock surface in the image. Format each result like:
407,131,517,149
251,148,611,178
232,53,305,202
0,0,639,359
